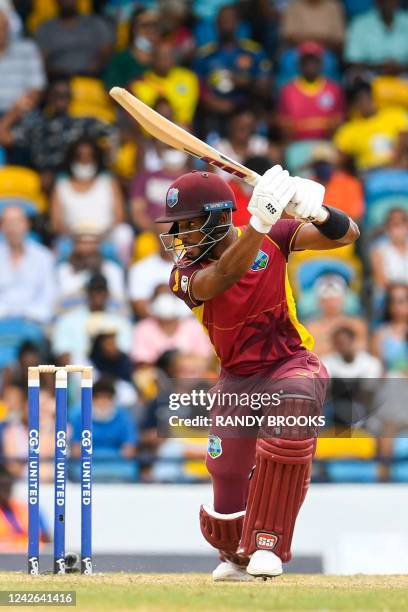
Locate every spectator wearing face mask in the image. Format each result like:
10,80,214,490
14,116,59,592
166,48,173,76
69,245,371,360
131,290,213,365
130,145,190,232
103,7,159,91
51,137,133,263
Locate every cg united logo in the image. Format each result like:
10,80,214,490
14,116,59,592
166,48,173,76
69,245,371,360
167,187,179,208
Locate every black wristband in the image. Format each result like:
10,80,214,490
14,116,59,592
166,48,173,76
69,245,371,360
312,205,350,240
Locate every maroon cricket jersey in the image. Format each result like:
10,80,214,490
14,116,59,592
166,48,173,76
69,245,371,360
169,219,315,376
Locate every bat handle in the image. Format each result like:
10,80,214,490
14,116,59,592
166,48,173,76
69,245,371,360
243,172,261,187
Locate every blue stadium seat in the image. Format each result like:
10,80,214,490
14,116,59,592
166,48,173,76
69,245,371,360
0,318,45,370
326,460,379,482
285,140,330,176
365,168,408,203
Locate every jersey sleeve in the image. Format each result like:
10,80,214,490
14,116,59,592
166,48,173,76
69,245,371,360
169,263,203,310
268,219,304,260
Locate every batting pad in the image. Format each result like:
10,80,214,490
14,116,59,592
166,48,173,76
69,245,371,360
238,435,316,562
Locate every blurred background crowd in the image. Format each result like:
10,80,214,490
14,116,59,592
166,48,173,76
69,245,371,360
0,0,408,542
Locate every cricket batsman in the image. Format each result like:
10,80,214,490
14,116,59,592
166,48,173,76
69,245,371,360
155,166,359,580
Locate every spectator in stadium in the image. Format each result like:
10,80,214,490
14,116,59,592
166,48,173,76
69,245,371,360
35,0,114,78
90,331,133,381
372,283,408,373
103,7,159,91
50,137,131,260
131,290,212,365
56,227,126,311
211,106,271,167
194,4,272,134
334,80,408,171
309,143,365,223
159,0,195,65
70,376,138,482
371,208,408,289
281,0,345,51
130,40,199,127
345,0,408,73
324,326,383,378
52,273,132,366
1,341,42,393
130,146,189,232
278,42,345,142
0,9,46,115
0,78,114,188
0,206,55,324
307,275,368,356
128,240,174,320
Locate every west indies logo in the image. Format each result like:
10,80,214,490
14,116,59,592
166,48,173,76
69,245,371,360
167,187,179,208
251,249,269,271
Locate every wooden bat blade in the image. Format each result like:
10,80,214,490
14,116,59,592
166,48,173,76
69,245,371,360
109,87,259,185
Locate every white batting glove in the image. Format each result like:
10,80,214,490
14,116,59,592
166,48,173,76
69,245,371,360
248,165,296,233
285,176,326,221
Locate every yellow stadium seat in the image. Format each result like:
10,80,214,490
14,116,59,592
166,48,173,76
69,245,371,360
0,166,47,214
316,432,377,460
373,76,408,111
69,77,115,124
112,141,138,180
132,231,160,262
27,0,91,33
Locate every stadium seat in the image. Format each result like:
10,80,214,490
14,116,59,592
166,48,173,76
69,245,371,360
325,460,379,483
288,245,363,297
365,168,408,204
285,140,330,177
69,77,115,124
365,196,408,230
372,76,408,110
0,166,47,214
389,437,408,482
0,318,45,370
27,0,91,32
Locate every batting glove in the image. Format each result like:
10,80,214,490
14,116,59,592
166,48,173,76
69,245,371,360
285,176,326,221
248,165,296,233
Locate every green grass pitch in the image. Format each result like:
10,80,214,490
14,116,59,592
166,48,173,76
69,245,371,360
1,573,407,611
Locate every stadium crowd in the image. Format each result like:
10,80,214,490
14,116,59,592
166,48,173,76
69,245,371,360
0,0,408,522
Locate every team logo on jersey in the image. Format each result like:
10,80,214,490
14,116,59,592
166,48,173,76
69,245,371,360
167,187,179,208
208,434,222,459
256,532,279,550
251,250,269,271
181,275,188,293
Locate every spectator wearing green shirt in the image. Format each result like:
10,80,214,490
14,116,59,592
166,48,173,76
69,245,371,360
103,7,159,91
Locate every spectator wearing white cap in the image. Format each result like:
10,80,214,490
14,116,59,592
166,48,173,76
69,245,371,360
307,274,368,356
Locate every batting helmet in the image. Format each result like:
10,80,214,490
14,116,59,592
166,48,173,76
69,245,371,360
156,171,237,267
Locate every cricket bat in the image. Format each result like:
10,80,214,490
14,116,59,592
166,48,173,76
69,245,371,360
109,87,327,222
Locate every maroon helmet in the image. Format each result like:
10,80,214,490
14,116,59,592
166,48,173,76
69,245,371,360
156,171,237,267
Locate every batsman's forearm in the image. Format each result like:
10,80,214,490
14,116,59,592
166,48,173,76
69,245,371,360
214,225,265,283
